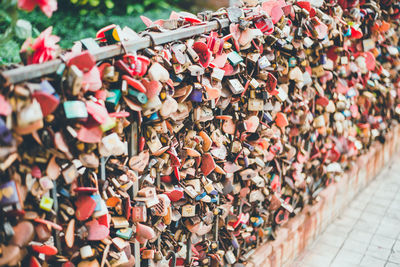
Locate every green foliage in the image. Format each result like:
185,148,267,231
0,0,21,44
0,39,22,65
0,0,179,65
59,0,179,15
0,6,175,64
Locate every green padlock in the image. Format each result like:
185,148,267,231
63,101,88,119
40,196,54,212
227,51,244,66
116,228,133,240
128,89,148,105
100,117,117,132
106,89,122,109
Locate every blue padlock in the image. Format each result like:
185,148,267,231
189,87,203,102
0,118,13,146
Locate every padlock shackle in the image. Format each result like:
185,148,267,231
166,251,177,267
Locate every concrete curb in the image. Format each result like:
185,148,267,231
247,124,400,267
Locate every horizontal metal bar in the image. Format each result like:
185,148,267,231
0,18,229,86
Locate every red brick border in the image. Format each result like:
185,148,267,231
247,124,400,267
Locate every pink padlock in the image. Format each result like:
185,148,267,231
131,202,147,223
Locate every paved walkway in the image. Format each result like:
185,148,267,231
292,152,400,267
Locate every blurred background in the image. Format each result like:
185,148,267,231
0,0,229,65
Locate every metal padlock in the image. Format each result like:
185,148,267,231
146,127,163,153
204,182,215,194
225,250,236,264
111,217,130,229
275,87,288,102
62,164,79,184
103,65,119,82
211,68,225,82
17,99,43,127
312,65,325,77
67,65,83,95
249,190,265,202
249,78,260,89
151,194,170,216
258,56,271,69
184,185,198,198
228,79,245,94
248,98,264,111
143,96,162,116
80,245,94,259
182,204,196,217
186,39,200,62
247,53,261,63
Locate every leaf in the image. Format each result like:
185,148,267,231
157,2,170,9
32,27,40,38
89,0,100,6
15,19,32,40
127,4,144,15
105,0,114,9
80,9,88,15
0,39,21,64
143,0,153,7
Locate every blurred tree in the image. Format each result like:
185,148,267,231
59,0,180,16
0,0,182,64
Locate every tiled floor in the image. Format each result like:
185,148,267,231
292,153,400,267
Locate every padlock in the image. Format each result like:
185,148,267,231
227,51,244,66
186,39,200,62
39,196,54,212
116,228,133,240
106,89,122,109
67,65,83,95
63,100,88,119
228,79,245,94
0,118,12,146
151,194,170,216
142,249,155,259
225,250,236,264
249,78,260,89
258,56,271,69
112,236,128,251
80,245,94,259
248,98,264,111
17,99,43,128
99,133,126,156
146,127,163,154
275,87,288,102
62,164,79,184
112,217,130,229
211,68,225,82
184,185,199,198
0,181,21,207
182,204,196,217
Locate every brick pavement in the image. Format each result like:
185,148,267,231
292,152,400,267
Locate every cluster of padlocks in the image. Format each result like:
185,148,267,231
1,0,400,266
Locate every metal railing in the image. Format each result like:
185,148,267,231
0,18,230,86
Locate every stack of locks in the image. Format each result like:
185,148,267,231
1,0,400,266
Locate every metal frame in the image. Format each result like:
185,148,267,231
0,18,229,86
129,122,141,267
